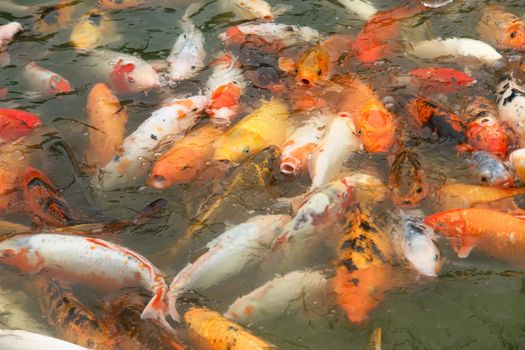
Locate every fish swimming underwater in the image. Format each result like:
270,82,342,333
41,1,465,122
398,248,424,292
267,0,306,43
70,9,119,52
0,109,41,143
22,62,73,95
477,4,525,51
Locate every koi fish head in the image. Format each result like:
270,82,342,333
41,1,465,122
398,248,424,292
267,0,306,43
214,129,265,162
296,46,329,86
466,116,508,158
235,0,273,20
352,103,396,153
424,209,467,239
148,151,203,189
110,59,159,93
48,75,72,94
500,21,525,51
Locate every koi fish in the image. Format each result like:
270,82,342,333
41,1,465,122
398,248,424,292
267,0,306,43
472,193,525,216
343,172,387,204
84,83,128,172
87,50,160,93
477,5,525,51
406,96,467,144
279,45,330,86
184,307,276,350
409,38,503,65
206,53,246,125
0,22,22,50
497,73,525,147
281,114,328,176
335,75,397,152
35,0,73,35
97,95,208,190
22,167,74,228
353,3,427,63
225,270,328,324
401,214,441,277
220,0,288,21
308,112,361,189
22,62,72,95
214,99,289,162
32,275,115,349
0,109,41,143
337,0,377,21
468,151,513,187
0,139,31,211
220,22,321,48
408,67,476,94
389,149,428,207
436,183,525,210
425,208,525,267
510,148,525,184
0,234,171,329
70,9,118,52
168,2,206,82
148,124,224,189
272,178,357,265
0,330,89,350
105,289,186,350
460,97,509,158
332,207,395,323
168,214,290,322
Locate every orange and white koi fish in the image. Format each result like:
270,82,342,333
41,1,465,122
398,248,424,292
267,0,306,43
225,270,328,325
70,9,119,52
0,329,90,350
335,74,397,153
337,0,377,21
409,38,503,66
425,208,525,267
497,73,525,147
332,207,396,323
168,214,290,322
469,151,513,187
281,114,328,176
168,3,206,82
477,5,525,51
22,62,72,95
206,53,246,125
408,67,476,94
308,112,361,188
342,172,387,204
436,183,525,210
35,0,74,35
148,124,224,189
87,49,160,94
0,108,41,143
0,233,171,330
84,83,128,172
220,22,320,48
97,95,208,190
184,307,276,350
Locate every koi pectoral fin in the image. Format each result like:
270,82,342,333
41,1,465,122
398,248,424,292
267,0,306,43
455,237,478,258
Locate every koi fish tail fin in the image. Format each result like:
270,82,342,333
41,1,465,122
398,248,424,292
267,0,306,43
168,290,183,323
141,291,175,332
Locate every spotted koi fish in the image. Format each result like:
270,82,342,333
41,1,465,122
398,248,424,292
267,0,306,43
497,73,525,147
22,62,72,95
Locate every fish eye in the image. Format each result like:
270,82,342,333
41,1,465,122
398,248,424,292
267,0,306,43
242,146,250,154
357,129,363,136
480,176,487,183
316,68,322,76
191,65,196,70
434,254,439,261
510,31,517,39
436,222,445,227
415,186,423,193
128,76,135,83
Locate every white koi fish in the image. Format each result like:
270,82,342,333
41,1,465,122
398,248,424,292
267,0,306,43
281,114,328,176
168,2,206,82
409,37,503,65
206,53,246,126
225,270,328,324
0,234,171,330
86,49,160,93
220,22,321,47
401,213,442,277
220,0,289,20
337,0,377,21
308,113,361,189
0,330,88,350
497,73,525,146
168,214,291,322
97,95,208,190
0,22,22,49
22,62,73,95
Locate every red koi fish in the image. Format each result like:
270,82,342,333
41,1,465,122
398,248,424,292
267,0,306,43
0,109,41,143
409,67,476,93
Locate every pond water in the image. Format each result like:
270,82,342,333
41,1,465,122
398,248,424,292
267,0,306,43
1,0,525,349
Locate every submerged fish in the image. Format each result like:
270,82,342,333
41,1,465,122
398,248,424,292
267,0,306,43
84,83,128,172
31,275,115,349
168,214,290,322
214,99,289,162
35,0,74,35
0,329,89,350
337,0,377,21
220,0,287,21
70,9,119,51
0,22,22,50
0,109,42,143
477,5,525,51
408,67,476,94
401,214,441,277
497,73,525,147
225,270,328,324
0,234,171,329
436,183,525,210
409,38,503,65
469,151,513,187
184,307,276,350
389,149,428,207
425,208,525,267
22,62,73,95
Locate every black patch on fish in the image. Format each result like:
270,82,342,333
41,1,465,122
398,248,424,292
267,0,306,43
370,241,386,262
359,220,372,231
502,88,525,106
351,278,359,286
40,7,59,25
88,13,103,26
64,307,78,325
514,194,525,210
341,239,352,250
428,113,467,143
150,134,157,140
341,258,358,272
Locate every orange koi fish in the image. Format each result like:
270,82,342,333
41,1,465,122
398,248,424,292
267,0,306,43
279,45,329,86
477,5,525,51
0,109,41,143
22,167,74,228
22,62,72,95
84,83,128,172
472,193,525,216
184,307,276,350
332,207,395,323
406,96,467,144
425,208,525,267
436,183,525,210
353,3,427,63
32,274,116,349
0,140,30,211
35,0,74,35
334,74,396,153
408,67,476,94
148,125,224,189
389,149,428,207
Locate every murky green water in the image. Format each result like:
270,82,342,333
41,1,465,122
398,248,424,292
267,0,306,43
1,0,525,349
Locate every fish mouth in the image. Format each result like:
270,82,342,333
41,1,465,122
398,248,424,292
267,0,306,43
280,158,299,175
148,175,168,190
